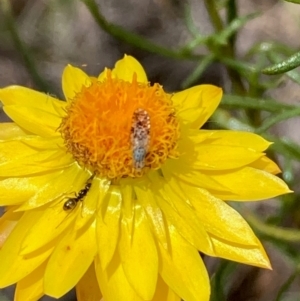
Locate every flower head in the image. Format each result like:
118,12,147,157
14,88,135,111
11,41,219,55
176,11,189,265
0,55,291,301
59,69,179,178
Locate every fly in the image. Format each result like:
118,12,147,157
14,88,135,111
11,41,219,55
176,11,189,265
131,108,150,170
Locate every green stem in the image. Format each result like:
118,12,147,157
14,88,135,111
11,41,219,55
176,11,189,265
255,107,300,134
184,2,200,37
221,95,296,112
246,213,300,243
211,109,255,132
203,0,246,94
203,0,223,32
226,0,238,47
181,54,215,88
275,269,299,301
82,0,201,60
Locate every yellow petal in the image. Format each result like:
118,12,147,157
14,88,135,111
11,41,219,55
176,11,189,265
0,209,53,287
0,207,22,247
14,260,47,301
249,156,281,174
211,235,271,269
177,180,260,246
3,105,61,137
19,204,78,255
98,55,148,83
13,135,63,149
172,85,222,128
96,186,122,270
190,129,271,152
0,86,65,116
17,164,87,211
0,142,67,204
152,276,181,301
159,225,210,301
98,67,108,81
0,172,65,207
0,123,26,139
134,183,168,250
203,166,292,201
62,64,92,101
0,148,73,177
18,166,88,253
119,203,158,300
44,222,97,298
120,184,134,225
163,163,230,195
155,179,214,255
166,161,291,201
99,54,148,83
113,55,148,83
76,264,102,301
95,255,143,301
0,138,37,164
79,176,110,221
70,177,110,235
181,144,263,170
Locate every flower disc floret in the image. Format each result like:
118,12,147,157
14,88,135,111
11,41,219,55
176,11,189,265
59,72,180,179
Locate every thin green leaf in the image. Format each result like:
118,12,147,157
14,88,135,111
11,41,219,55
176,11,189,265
226,0,237,25
181,54,215,88
284,0,300,3
210,261,232,301
268,136,300,162
246,41,293,58
182,36,209,54
221,95,296,112
211,109,255,132
262,51,300,74
182,13,256,52
282,158,295,184
275,268,300,301
226,0,238,47
184,2,200,37
255,107,300,134
247,214,300,243
215,13,259,45
267,52,300,85
220,57,256,74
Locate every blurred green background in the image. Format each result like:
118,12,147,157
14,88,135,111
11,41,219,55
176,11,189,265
1,0,300,300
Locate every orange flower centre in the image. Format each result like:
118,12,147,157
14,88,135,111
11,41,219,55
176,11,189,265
59,71,180,179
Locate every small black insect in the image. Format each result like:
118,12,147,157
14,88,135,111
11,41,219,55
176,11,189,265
63,176,93,211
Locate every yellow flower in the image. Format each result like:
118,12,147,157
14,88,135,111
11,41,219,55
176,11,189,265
0,55,291,301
